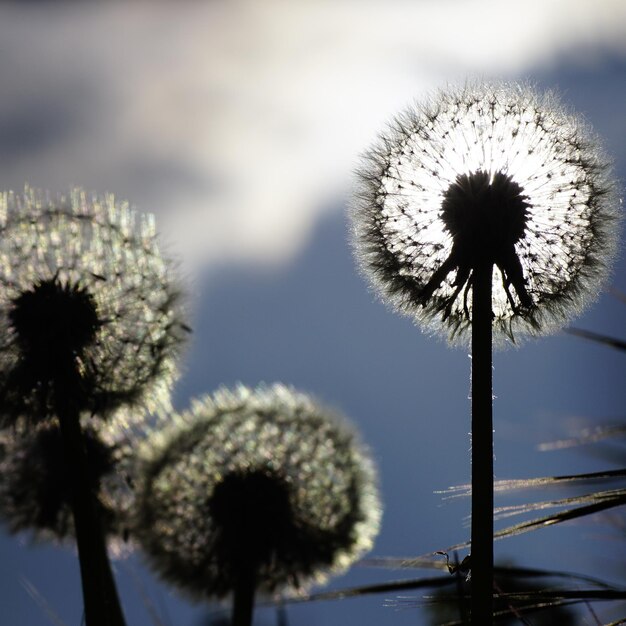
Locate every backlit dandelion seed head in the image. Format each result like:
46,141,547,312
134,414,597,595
133,384,381,599
351,83,619,344
0,187,188,423
0,411,141,549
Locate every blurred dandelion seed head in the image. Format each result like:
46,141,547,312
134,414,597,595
134,384,381,599
0,187,188,423
351,82,619,344
0,421,113,541
0,405,164,553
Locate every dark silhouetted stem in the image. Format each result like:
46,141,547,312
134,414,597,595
453,553,469,625
232,567,256,626
470,262,494,625
56,375,126,626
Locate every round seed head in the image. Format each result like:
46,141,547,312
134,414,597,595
0,407,163,553
133,384,381,599
0,187,188,423
351,83,620,344
0,421,113,542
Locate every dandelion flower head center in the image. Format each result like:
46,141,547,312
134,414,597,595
9,277,100,374
441,170,529,260
208,469,294,569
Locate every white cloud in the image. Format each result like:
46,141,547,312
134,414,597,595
0,0,624,272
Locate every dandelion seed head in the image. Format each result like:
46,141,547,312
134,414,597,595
0,408,160,553
0,187,188,423
352,83,619,344
0,421,116,541
134,384,381,599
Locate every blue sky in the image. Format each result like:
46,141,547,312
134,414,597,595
0,2,625,625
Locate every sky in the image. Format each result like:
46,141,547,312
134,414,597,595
0,1,626,625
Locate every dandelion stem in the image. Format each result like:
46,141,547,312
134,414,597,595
232,567,256,626
56,373,126,626
470,262,494,625
453,553,469,625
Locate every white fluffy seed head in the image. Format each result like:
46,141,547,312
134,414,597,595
351,82,620,345
133,384,381,599
0,407,155,554
0,187,189,423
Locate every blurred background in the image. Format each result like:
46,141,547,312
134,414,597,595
0,1,625,624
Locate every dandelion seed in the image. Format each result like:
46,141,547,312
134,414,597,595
0,187,188,424
133,384,381,605
351,83,619,343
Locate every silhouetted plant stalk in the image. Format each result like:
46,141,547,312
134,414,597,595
55,376,126,626
470,260,494,624
231,567,256,626
0,188,188,626
351,83,619,624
